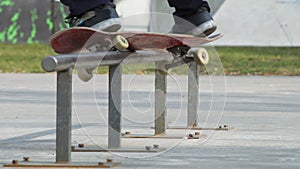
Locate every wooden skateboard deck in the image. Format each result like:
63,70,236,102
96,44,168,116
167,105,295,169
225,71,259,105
50,27,222,54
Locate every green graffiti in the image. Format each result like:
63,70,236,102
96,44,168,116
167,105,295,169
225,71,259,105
59,22,65,30
0,30,6,42
20,32,24,38
0,0,14,13
7,9,21,44
27,8,38,43
59,5,67,30
46,10,53,31
0,2,69,43
0,0,14,6
0,0,18,43
11,10,20,21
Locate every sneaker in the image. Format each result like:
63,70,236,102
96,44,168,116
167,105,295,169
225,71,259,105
65,2,122,32
171,7,217,37
65,3,122,82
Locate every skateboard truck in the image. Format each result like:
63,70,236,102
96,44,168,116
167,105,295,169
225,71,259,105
77,35,129,82
165,46,209,69
166,46,193,69
85,35,129,52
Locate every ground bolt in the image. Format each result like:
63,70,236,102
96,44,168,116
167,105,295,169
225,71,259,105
71,146,75,151
23,157,30,162
145,146,151,151
153,144,159,149
12,160,19,164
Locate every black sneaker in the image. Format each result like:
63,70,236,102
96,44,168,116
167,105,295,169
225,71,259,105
171,7,217,37
65,2,122,32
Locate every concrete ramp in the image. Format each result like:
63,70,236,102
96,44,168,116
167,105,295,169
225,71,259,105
213,0,300,46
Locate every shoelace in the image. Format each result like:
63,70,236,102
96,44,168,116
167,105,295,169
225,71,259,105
65,11,96,27
65,15,80,27
64,3,115,27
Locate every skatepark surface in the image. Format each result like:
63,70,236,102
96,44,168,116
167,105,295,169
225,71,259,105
0,73,299,169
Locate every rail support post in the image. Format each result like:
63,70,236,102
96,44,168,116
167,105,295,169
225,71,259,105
187,62,200,127
56,68,73,163
108,64,122,148
154,62,167,135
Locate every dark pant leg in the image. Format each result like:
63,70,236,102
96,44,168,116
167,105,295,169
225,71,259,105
61,0,112,16
167,0,210,17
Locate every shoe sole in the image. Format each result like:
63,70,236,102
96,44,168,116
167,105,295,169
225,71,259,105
91,18,122,32
191,20,217,37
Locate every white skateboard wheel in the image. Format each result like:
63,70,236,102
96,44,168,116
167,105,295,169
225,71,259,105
77,68,93,82
113,35,129,51
194,48,209,65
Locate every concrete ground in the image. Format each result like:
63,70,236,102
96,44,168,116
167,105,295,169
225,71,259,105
0,73,299,169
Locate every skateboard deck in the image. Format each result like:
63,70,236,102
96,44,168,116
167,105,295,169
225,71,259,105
50,27,222,54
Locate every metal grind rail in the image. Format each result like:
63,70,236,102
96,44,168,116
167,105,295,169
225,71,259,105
41,50,201,164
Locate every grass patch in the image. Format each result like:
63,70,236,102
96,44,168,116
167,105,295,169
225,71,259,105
217,47,300,76
0,44,299,75
0,43,55,73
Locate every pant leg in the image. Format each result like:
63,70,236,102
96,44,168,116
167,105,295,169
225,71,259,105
61,0,112,16
167,0,210,17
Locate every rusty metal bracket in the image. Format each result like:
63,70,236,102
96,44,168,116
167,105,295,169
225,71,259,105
71,144,165,153
167,125,232,131
4,159,121,168
122,133,200,139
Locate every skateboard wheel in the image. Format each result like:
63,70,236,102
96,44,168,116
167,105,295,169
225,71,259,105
114,35,129,51
77,68,93,82
193,48,209,65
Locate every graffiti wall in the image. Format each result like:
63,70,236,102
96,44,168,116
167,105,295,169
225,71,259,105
0,0,68,43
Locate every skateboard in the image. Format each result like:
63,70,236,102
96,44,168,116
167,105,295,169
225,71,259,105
50,27,222,81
